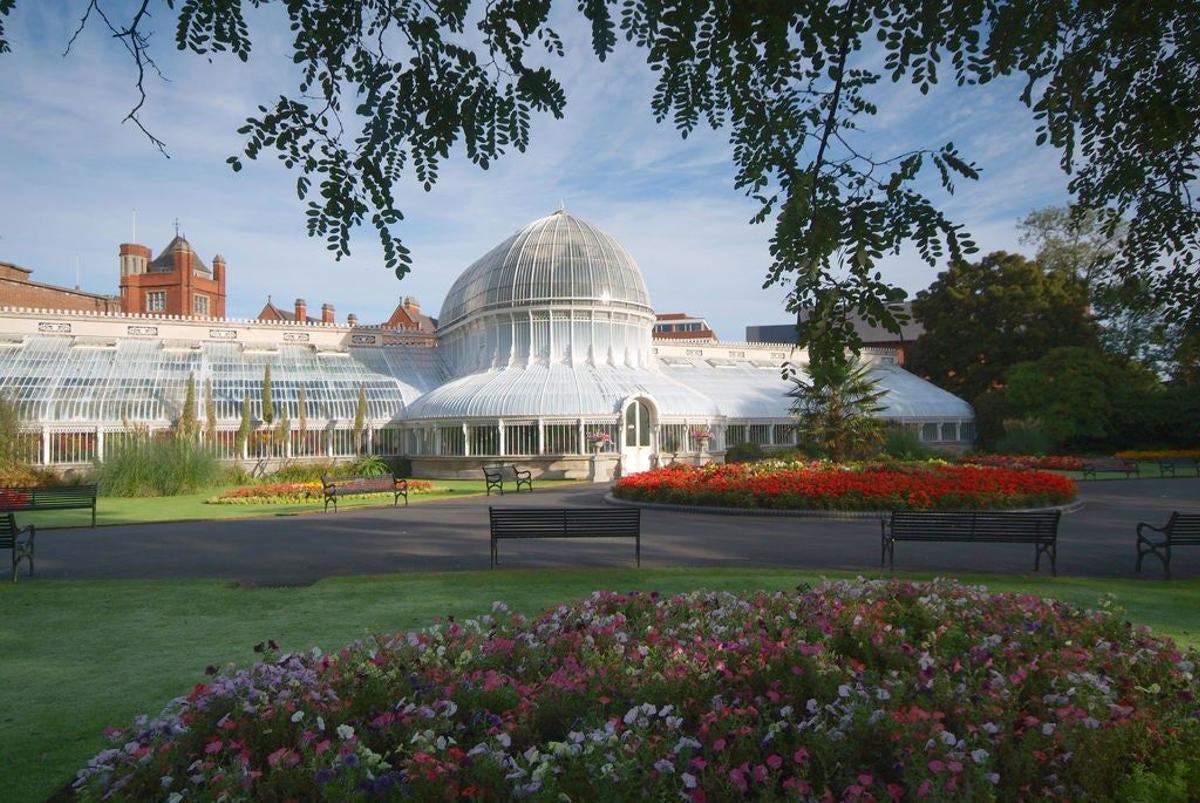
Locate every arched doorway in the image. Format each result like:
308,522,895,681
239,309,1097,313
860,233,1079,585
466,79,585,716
621,397,656,474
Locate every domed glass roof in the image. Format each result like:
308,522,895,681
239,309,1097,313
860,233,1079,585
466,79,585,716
438,210,653,329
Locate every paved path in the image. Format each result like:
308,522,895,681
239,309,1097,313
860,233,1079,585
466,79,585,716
28,478,1200,583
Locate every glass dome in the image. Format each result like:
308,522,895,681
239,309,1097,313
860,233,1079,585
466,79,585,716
438,210,653,330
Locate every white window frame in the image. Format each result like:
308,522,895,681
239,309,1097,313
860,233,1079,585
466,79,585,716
145,291,166,312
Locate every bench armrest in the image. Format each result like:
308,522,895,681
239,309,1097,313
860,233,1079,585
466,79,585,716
1136,522,1167,540
16,522,34,545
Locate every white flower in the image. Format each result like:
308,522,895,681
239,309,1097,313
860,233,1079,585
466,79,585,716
624,707,640,725
837,684,851,698
1042,723,1056,736
682,772,698,789
316,716,325,732
971,749,989,764
290,710,305,723
498,733,512,748
654,759,674,773
939,731,957,746
336,724,355,741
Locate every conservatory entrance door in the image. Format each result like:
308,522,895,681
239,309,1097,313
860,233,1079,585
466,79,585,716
621,398,655,474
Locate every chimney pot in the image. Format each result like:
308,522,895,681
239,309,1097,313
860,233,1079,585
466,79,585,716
321,302,335,324
347,313,359,327
294,298,307,321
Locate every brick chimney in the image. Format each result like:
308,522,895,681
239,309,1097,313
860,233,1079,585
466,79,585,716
321,302,335,324
347,313,358,327
294,298,307,322
403,295,420,316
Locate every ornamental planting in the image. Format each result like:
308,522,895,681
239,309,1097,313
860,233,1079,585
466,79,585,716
75,580,1199,800
613,462,1076,511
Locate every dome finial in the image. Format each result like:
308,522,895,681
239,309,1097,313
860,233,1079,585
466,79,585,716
557,199,566,214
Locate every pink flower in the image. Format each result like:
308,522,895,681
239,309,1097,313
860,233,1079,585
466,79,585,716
267,747,299,768
766,754,783,770
928,759,945,774
794,747,810,764
204,739,223,755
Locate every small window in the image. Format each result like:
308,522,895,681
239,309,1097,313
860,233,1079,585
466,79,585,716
193,294,209,316
145,291,166,312
921,423,939,442
940,422,958,442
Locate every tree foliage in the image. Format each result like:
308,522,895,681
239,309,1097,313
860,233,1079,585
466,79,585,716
204,377,217,443
906,252,1096,402
1004,346,1166,450
235,392,251,454
0,389,21,467
786,358,888,462
176,371,198,441
352,384,367,455
3,1,1194,365
260,364,274,426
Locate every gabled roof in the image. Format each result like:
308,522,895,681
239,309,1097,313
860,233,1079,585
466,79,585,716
258,299,319,323
384,303,438,333
150,236,210,275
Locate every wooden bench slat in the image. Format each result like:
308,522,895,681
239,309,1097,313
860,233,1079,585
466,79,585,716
1138,513,1200,578
0,484,97,527
320,474,407,513
883,510,1061,575
490,507,640,568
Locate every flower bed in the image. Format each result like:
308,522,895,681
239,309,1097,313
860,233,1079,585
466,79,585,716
207,480,435,505
74,580,1200,800
958,454,1084,471
613,462,1076,511
1116,449,1200,461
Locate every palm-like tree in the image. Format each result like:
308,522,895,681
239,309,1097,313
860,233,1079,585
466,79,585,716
786,358,889,463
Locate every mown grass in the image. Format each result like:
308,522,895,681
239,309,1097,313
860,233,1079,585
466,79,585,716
1,568,1198,802
16,478,580,529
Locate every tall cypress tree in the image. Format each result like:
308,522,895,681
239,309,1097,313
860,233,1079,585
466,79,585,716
204,377,217,444
261,364,274,426
353,385,367,455
177,372,198,441
297,384,308,456
235,393,251,454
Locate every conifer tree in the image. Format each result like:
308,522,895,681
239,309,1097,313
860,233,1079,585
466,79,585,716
177,372,198,441
204,377,217,444
353,385,367,455
297,385,308,457
261,364,274,426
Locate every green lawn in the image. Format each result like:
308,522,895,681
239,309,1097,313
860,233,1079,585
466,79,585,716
16,478,580,529
1,568,1199,802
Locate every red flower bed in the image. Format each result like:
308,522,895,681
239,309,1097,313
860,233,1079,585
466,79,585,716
0,489,31,509
959,454,1084,471
614,463,1076,511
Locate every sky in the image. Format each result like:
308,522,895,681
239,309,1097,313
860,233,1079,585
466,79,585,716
0,3,1072,340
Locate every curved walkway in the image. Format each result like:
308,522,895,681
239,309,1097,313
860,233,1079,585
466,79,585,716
28,478,1200,583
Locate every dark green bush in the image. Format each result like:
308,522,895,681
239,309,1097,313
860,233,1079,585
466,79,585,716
880,426,934,460
994,419,1054,456
724,442,764,463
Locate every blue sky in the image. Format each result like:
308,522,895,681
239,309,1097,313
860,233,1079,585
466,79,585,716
0,3,1071,339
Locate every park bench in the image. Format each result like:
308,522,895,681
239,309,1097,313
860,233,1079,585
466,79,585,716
0,484,98,526
1,512,35,582
489,507,640,568
482,464,534,496
1136,512,1200,579
1158,458,1200,478
881,510,1062,575
1080,458,1140,480
320,474,408,513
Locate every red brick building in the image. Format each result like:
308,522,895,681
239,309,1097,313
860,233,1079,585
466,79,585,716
119,235,227,318
257,296,336,324
0,261,121,312
381,296,437,333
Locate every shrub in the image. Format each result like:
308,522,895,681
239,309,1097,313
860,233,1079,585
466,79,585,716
0,462,62,487
994,418,1054,456
91,437,222,497
346,454,388,477
74,580,1200,801
724,442,764,463
613,462,1076,511
880,426,934,460
1116,448,1200,461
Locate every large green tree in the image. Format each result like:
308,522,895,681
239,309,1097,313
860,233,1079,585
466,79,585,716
1,1,1195,366
1018,205,1179,374
906,251,1096,402
1004,346,1161,449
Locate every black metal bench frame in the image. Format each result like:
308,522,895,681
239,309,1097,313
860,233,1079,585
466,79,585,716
0,484,98,526
1136,512,1200,579
482,464,533,496
882,510,1062,575
320,474,408,512
1,512,35,582
1080,459,1140,480
1158,458,1200,479
489,507,640,568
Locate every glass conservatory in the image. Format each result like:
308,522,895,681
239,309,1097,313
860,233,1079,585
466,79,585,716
0,210,975,477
